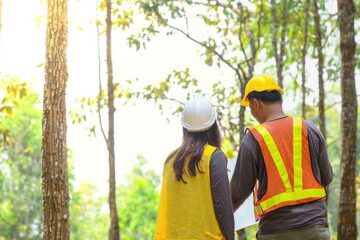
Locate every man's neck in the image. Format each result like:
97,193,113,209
262,104,286,123
264,113,287,122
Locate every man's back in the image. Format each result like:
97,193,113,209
231,117,333,234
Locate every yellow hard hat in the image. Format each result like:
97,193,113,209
240,74,283,107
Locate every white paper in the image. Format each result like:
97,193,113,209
227,158,257,230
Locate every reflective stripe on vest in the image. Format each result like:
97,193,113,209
293,117,302,191
253,117,326,216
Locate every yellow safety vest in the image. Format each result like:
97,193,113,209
154,144,224,240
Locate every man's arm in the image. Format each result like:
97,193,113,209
230,136,257,212
306,121,333,186
318,133,333,186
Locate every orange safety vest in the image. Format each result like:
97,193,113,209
154,144,224,240
249,117,326,220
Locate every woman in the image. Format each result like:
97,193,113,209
154,97,234,240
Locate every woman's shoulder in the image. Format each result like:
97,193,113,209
209,149,228,174
211,149,228,163
212,148,226,156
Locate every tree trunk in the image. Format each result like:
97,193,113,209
270,0,281,87
313,0,326,139
337,0,357,239
301,0,310,118
106,0,120,239
271,0,287,87
279,0,287,88
236,63,250,240
239,105,246,141
42,0,69,239
239,75,252,142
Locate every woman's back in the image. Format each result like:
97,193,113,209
155,145,224,240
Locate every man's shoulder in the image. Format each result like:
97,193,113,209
304,120,325,140
241,130,259,151
304,119,318,130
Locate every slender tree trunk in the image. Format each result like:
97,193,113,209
106,0,120,239
313,0,326,139
337,0,357,239
238,84,246,239
238,76,251,142
301,0,310,118
239,104,246,141
271,0,287,87
235,64,248,240
270,0,281,86
279,0,287,87
42,0,69,239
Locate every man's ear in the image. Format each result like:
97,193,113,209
257,99,265,109
249,99,259,109
249,99,254,108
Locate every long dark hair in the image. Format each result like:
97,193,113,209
165,121,221,183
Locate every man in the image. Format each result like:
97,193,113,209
230,74,333,240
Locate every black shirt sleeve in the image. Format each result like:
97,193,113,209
306,121,333,186
210,150,235,240
230,133,258,212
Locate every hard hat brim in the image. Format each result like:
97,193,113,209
240,98,249,107
181,107,218,132
181,114,217,132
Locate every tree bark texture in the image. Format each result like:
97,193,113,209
106,0,120,239
313,0,326,139
271,0,287,88
270,0,280,86
337,0,357,239
42,0,69,239
301,0,310,118
279,0,287,88
239,74,252,142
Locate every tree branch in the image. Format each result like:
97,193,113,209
218,111,239,150
237,5,251,75
234,0,263,69
187,0,240,15
228,115,240,150
167,23,244,84
237,9,262,68
255,0,263,56
216,111,228,138
323,23,338,47
96,1,109,145
164,97,185,105
325,94,360,111
181,2,190,35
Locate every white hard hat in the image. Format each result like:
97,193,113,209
181,96,217,132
